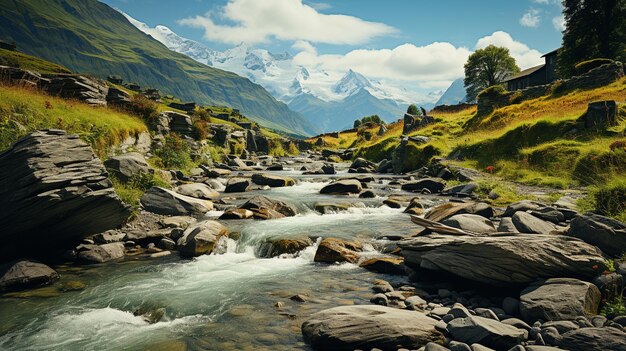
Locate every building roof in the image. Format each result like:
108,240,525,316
503,64,545,82
541,48,560,58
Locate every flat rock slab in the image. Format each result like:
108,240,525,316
140,187,213,216
559,327,626,351
568,213,626,257
302,305,443,351
399,234,606,286
320,179,362,194
251,173,295,187
520,278,601,322
174,183,219,200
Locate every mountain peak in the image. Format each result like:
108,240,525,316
333,69,372,96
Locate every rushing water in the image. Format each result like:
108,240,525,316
0,168,430,351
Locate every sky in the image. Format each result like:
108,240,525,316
101,0,565,101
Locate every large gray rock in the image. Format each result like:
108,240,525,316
239,195,297,220
0,260,59,291
77,243,125,264
104,152,151,182
177,220,228,258
301,305,443,351
320,179,362,194
503,200,545,217
568,213,626,257
224,177,251,193
511,211,557,234
401,178,446,193
442,214,496,233
174,183,219,200
559,327,626,351
447,316,525,350
520,278,601,322
141,187,213,216
425,202,496,222
399,234,606,286
314,238,363,263
0,130,130,261
251,173,295,187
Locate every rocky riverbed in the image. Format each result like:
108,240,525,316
1,131,626,351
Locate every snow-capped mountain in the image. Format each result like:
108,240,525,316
122,11,431,132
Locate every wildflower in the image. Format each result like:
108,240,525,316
485,165,495,173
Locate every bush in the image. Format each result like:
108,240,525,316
407,104,421,115
191,109,211,122
353,119,361,128
128,94,159,121
153,134,193,170
594,178,626,221
477,84,507,98
192,120,209,140
575,58,614,75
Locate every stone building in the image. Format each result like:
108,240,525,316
505,49,559,91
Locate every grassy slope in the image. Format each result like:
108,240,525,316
0,84,147,157
320,78,626,190
0,0,315,137
0,48,71,74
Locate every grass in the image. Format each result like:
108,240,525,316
0,84,147,157
0,48,71,74
110,172,169,211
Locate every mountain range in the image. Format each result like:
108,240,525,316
0,0,316,137
435,78,468,106
123,13,432,132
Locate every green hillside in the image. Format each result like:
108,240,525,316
0,0,315,137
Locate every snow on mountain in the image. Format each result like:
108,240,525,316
122,11,433,131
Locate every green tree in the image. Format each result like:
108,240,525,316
407,104,420,115
464,45,520,102
353,119,362,128
558,0,626,78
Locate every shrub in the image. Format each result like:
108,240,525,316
477,84,507,98
610,140,626,152
110,172,169,210
601,293,626,319
191,109,211,122
407,104,421,115
192,120,209,140
128,94,159,121
353,119,361,128
594,177,626,221
153,134,193,170
575,58,614,75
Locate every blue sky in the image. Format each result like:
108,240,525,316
102,0,565,99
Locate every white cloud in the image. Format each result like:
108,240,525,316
552,14,566,31
532,0,550,4
304,1,331,10
520,8,541,27
178,0,396,45
475,31,544,68
292,42,471,82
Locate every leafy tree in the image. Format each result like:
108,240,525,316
464,45,520,102
407,104,421,115
353,119,362,128
558,0,626,78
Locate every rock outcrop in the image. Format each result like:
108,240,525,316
0,260,59,291
302,305,443,350
104,152,151,181
399,234,606,286
0,130,130,261
568,213,626,257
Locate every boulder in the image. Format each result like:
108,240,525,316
77,243,125,264
224,177,251,193
104,152,151,181
320,179,362,194
257,237,313,258
177,220,228,258
0,260,60,291
399,234,606,286
314,203,352,214
425,202,495,222
161,111,192,136
239,195,297,219
568,213,626,257
359,257,405,275
559,327,626,351
314,238,363,263
441,214,496,233
511,212,558,234
401,178,446,193
140,187,213,216
218,208,254,220
503,200,544,217
520,278,601,322
251,173,295,187
174,183,219,200
497,218,519,233
443,183,478,197
447,316,525,350
301,305,443,351
0,130,130,261
206,168,231,178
